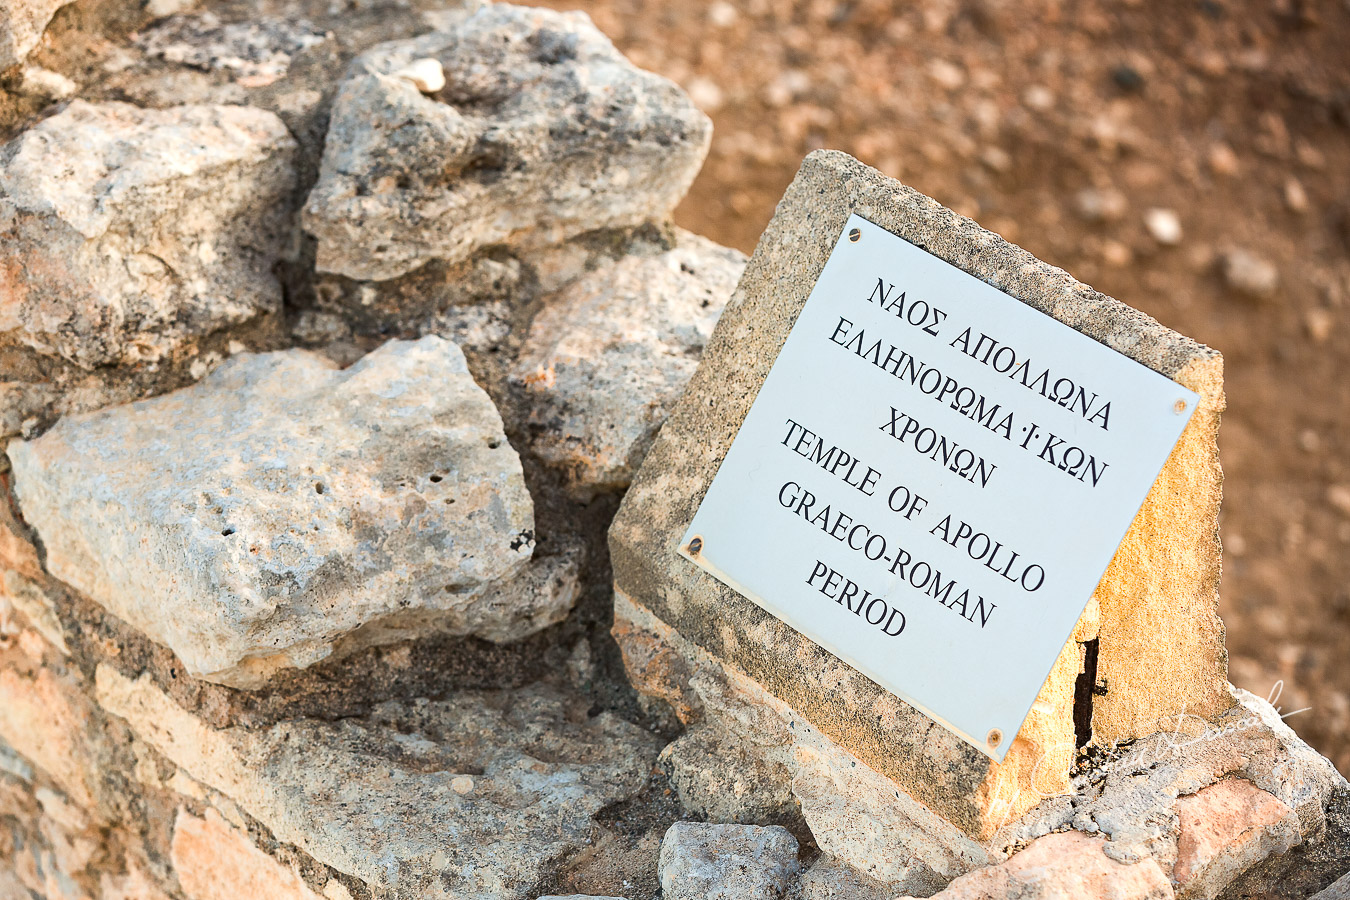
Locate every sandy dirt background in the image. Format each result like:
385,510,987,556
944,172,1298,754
532,0,1350,773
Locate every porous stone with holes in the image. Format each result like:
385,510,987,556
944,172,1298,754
0,100,296,371
301,3,711,281
7,336,542,687
97,667,660,900
657,822,800,900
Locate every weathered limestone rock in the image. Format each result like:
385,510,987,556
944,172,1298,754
1313,871,1350,900
6,783,107,900
172,809,327,900
795,855,919,900
97,667,661,900
0,0,74,71
8,337,542,687
658,822,800,900
0,656,99,813
136,13,329,87
904,831,1175,900
514,234,745,495
611,614,702,723
610,150,1231,841
0,100,297,370
0,476,41,581
658,724,794,824
302,4,711,281
790,723,984,885
1172,780,1299,899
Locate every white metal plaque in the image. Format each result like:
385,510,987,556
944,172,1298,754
680,214,1197,761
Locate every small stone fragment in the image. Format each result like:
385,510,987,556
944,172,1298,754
467,540,584,643
1102,239,1132,267
927,60,965,90
1022,85,1054,111
1207,142,1239,176
513,234,745,495
1221,248,1280,301
798,854,931,900
302,4,712,281
764,69,810,107
1284,178,1309,213
979,146,1012,173
0,101,296,369
707,1,738,27
1075,186,1127,223
8,337,538,687
392,57,444,93
658,822,800,900
1305,308,1335,343
1296,140,1327,169
681,76,721,114
1112,63,1145,91
1144,207,1183,245
1328,485,1350,518
145,0,194,13
17,64,77,98
173,809,326,900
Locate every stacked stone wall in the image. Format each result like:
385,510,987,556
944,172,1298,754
0,2,1346,899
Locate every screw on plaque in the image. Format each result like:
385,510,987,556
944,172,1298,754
986,728,1003,749
687,536,704,556
848,227,862,243
1173,399,1188,414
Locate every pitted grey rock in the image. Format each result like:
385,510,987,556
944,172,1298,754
301,4,711,281
96,670,660,900
135,13,330,85
0,100,296,370
8,336,540,687
513,233,745,496
658,724,794,824
658,822,800,900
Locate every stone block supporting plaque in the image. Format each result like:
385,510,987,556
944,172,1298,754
609,150,1231,846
